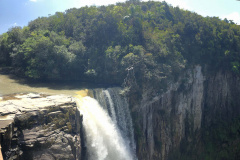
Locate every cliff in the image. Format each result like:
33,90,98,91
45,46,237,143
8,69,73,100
0,93,82,160
133,65,240,160
1,65,239,160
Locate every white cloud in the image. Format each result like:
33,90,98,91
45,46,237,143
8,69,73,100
222,12,240,24
14,23,17,26
29,0,37,2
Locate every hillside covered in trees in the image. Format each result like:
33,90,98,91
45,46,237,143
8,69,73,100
0,0,240,94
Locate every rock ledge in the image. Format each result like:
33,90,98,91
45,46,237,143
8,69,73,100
0,93,81,160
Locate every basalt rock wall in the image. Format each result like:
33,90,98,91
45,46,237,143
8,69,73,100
134,65,240,160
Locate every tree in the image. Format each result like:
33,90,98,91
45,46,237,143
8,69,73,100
128,0,141,4
0,33,10,66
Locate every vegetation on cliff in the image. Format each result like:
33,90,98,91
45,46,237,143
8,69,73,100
169,116,240,160
0,1,240,94
1,1,240,159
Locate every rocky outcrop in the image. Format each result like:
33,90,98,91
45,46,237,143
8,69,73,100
1,66,239,160
0,93,82,160
134,65,240,160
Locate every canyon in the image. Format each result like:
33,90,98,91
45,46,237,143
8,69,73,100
0,65,240,160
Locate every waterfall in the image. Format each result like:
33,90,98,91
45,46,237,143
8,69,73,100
102,90,117,124
76,88,137,160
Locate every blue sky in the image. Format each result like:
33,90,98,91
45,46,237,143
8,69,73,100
0,0,240,34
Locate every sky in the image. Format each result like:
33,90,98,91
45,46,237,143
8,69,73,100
0,0,240,34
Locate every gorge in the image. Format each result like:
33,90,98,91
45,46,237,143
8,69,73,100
1,1,240,159
1,64,240,160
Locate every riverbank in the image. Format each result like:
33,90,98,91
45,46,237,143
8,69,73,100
0,68,118,96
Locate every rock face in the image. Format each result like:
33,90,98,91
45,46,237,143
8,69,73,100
134,65,240,160
1,66,239,160
0,93,82,160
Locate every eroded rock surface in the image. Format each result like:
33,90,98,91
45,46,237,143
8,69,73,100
0,93,82,160
134,65,240,160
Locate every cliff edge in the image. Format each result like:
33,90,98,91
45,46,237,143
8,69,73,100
0,93,82,160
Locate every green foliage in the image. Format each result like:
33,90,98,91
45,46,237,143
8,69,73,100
0,1,240,91
47,107,76,133
169,117,240,160
0,33,10,66
231,61,240,74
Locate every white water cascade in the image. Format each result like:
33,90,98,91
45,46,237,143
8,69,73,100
103,90,117,124
99,88,136,154
75,88,136,160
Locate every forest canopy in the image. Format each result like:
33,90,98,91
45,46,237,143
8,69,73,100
0,1,240,93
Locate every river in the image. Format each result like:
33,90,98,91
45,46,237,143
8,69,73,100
0,74,94,96
0,73,137,159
